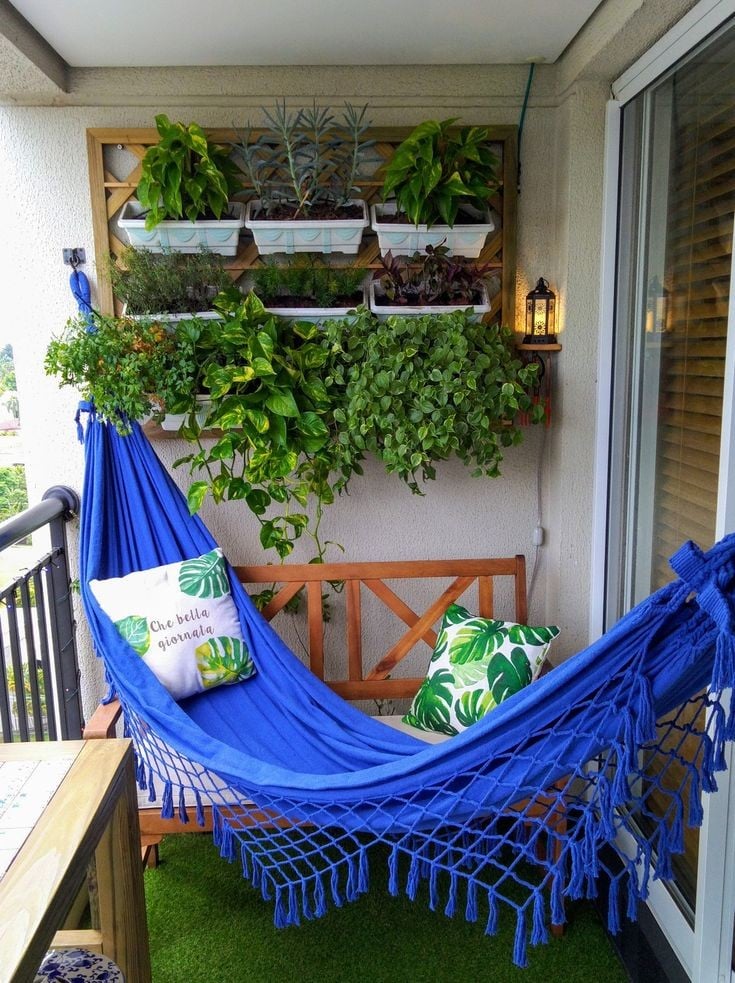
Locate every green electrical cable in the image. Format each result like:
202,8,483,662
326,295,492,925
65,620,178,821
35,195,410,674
517,62,536,194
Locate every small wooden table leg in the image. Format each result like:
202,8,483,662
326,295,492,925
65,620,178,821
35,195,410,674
94,755,152,981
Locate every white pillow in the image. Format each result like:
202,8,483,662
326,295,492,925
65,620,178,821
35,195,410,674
90,548,255,701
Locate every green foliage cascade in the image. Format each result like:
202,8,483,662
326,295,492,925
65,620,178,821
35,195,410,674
324,307,543,493
45,295,543,562
174,291,347,562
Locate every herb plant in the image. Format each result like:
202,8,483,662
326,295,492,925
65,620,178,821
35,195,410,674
373,243,492,307
108,247,231,315
381,118,499,228
174,290,348,561
324,308,543,492
252,257,366,308
44,313,199,432
234,102,373,218
137,115,241,230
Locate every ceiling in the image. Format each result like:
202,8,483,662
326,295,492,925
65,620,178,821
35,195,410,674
10,0,603,67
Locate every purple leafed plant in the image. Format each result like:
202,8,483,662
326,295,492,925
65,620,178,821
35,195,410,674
373,242,492,306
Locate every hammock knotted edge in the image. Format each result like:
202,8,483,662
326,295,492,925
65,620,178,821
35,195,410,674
79,416,735,968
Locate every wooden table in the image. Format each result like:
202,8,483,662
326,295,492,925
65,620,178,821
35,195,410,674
0,739,151,983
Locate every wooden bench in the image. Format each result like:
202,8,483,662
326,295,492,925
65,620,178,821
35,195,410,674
84,555,565,935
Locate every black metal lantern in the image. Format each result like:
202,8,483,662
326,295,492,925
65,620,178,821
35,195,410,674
524,277,556,344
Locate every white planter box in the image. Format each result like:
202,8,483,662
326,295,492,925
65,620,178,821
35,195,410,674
245,200,369,255
262,286,368,323
118,201,246,256
160,395,213,432
122,304,222,325
369,281,490,322
370,202,495,258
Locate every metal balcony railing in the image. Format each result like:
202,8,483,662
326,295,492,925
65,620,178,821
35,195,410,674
0,486,82,742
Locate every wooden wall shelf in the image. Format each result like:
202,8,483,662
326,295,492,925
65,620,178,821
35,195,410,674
86,125,518,327
517,343,562,352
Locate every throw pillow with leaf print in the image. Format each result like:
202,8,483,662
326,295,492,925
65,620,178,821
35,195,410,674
90,548,255,701
403,603,559,736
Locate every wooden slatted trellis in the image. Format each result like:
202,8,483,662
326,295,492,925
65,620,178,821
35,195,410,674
86,125,518,324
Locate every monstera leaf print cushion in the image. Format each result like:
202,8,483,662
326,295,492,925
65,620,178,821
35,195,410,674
403,603,559,736
90,548,255,701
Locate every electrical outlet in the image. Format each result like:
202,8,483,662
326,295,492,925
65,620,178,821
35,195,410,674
62,248,86,266
532,526,545,547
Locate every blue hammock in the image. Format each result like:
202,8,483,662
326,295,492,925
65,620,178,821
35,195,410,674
79,415,735,968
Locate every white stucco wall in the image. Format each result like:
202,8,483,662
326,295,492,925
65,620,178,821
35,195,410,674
0,0,705,721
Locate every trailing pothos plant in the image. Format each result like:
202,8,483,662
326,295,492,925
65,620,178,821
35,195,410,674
323,307,543,493
173,290,351,561
137,115,241,230
381,118,499,228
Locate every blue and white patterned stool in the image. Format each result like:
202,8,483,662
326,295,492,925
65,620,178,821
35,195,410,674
34,948,124,982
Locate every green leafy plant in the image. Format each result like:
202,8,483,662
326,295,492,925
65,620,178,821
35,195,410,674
0,344,16,394
137,114,241,230
381,118,499,228
46,294,543,567
324,308,543,493
173,290,348,561
0,465,28,522
234,102,373,218
373,243,492,307
252,256,366,309
108,247,231,315
44,312,200,433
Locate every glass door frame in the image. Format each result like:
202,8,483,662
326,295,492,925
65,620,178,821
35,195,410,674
591,2,735,979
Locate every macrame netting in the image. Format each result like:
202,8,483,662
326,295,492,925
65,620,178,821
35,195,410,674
79,416,735,968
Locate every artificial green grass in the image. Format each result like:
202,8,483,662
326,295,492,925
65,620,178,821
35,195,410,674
145,833,627,983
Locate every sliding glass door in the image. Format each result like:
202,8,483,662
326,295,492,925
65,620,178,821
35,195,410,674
606,10,735,960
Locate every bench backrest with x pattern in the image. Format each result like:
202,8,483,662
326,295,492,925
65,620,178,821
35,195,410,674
233,557,528,702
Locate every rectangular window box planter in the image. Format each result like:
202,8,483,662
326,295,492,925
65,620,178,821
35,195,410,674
245,200,369,255
369,281,490,322
159,395,213,432
118,201,246,256
370,202,495,259
122,305,222,324
261,286,368,323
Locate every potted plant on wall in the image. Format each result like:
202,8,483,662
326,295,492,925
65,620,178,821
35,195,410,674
371,118,499,258
235,102,372,255
108,247,231,322
46,296,545,561
324,307,544,492
173,290,346,562
250,256,367,323
44,312,200,431
369,243,494,319
118,115,246,256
